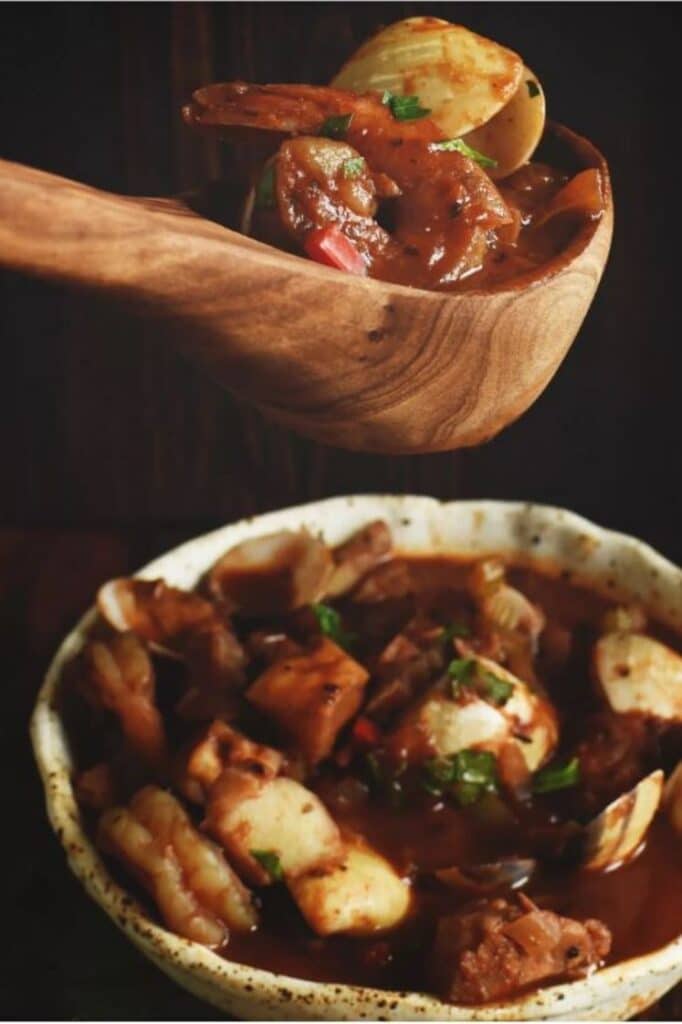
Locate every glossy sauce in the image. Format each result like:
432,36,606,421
219,558,682,991
69,557,682,996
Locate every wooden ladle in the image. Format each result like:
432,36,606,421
0,124,612,454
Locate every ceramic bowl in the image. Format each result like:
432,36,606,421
31,496,682,1020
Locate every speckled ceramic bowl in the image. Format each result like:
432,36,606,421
31,496,682,1020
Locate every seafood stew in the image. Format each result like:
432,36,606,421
63,519,682,1006
183,17,606,293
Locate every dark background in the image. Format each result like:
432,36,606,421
1,2,681,1019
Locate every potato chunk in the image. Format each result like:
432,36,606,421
289,839,411,936
206,529,333,615
247,637,369,763
205,773,343,885
594,632,682,723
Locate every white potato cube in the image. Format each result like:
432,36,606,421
289,840,411,936
206,772,343,885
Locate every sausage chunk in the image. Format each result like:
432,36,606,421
432,895,611,1004
247,637,369,763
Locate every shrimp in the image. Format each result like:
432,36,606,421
97,578,247,719
98,786,257,946
80,632,167,768
183,83,512,289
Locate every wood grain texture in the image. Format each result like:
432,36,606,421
0,122,612,454
0,2,680,562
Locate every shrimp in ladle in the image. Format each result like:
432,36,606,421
184,83,512,289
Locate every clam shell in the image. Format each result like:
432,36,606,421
664,762,682,836
583,770,664,872
331,17,523,138
463,67,546,179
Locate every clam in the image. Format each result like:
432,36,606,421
663,762,682,836
97,577,215,657
435,858,536,893
469,559,545,642
462,67,546,180
331,17,523,139
594,632,682,723
583,770,663,872
206,529,333,615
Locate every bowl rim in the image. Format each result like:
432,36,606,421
31,496,682,1020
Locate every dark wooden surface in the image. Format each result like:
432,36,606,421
1,2,681,1019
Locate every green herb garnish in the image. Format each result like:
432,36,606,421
533,757,581,795
319,113,354,139
480,671,514,707
250,849,284,881
430,137,498,169
441,622,470,646
254,164,276,209
381,91,431,121
312,602,356,651
342,156,365,179
448,658,512,707
526,79,541,98
420,749,499,805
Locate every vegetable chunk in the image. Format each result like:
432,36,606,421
289,838,411,936
247,637,369,763
205,773,344,885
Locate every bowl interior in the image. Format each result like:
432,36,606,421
31,497,682,1020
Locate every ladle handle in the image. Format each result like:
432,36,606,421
0,157,244,305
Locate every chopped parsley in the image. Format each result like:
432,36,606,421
311,602,356,651
430,137,498,169
254,164,276,209
381,90,431,121
480,671,514,707
250,849,284,881
342,156,365,179
319,113,354,139
526,79,541,98
448,658,513,707
441,622,470,646
533,757,581,794
421,749,499,805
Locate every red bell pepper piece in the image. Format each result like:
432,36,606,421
304,225,367,276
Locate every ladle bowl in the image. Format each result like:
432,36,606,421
0,123,612,453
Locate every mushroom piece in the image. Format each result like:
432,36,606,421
582,770,663,872
435,858,536,894
593,632,682,723
663,762,682,836
205,529,333,615
97,578,217,652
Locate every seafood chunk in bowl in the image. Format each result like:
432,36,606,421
32,497,682,1019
